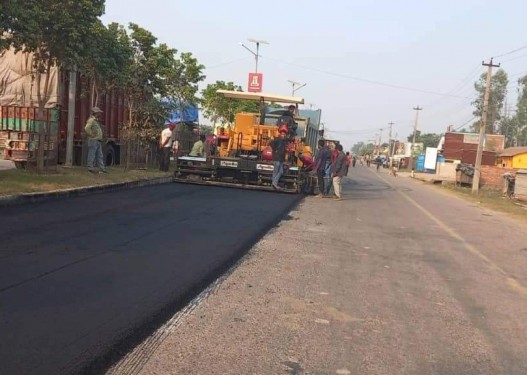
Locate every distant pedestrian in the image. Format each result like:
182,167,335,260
85,106,107,174
345,152,352,175
270,126,289,190
313,139,331,197
352,155,357,168
331,144,346,200
159,123,175,172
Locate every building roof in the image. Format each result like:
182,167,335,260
499,147,527,157
216,90,304,104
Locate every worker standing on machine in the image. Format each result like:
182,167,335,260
276,105,298,139
270,126,288,190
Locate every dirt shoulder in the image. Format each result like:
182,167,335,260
0,166,170,197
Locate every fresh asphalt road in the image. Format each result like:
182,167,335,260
0,183,299,375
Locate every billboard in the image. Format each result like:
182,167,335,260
248,73,263,92
424,147,438,170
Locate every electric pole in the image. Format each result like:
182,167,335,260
411,106,422,170
379,128,383,155
388,121,395,164
411,106,422,149
472,58,500,194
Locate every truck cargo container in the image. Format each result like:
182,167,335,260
0,48,127,168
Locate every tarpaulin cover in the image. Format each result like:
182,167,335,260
165,100,199,124
0,48,59,108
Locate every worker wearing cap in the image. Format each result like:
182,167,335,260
276,105,298,139
270,126,288,190
159,123,176,171
84,106,107,173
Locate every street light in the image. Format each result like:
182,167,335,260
239,38,269,73
288,80,307,96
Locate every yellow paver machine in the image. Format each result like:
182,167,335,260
173,90,320,193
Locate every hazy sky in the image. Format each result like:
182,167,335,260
101,0,527,148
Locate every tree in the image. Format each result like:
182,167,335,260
78,21,133,107
1,0,105,171
351,141,375,156
406,131,441,149
200,81,259,126
118,23,205,159
513,75,527,146
471,68,508,134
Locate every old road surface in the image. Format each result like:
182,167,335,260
0,183,300,375
121,166,526,375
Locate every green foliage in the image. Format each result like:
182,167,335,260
406,131,441,149
200,81,259,125
116,23,205,143
351,141,374,155
471,69,509,134
199,125,215,135
78,21,133,104
1,0,105,108
498,74,527,147
2,0,105,67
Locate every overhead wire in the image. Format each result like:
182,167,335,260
205,57,251,70
261,56,472,100
492,43,527,59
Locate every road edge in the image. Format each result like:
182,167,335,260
0,176,175,208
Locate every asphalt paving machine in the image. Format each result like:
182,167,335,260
173,90,318,193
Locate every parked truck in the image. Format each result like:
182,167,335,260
0,48,127,168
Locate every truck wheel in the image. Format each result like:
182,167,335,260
104,145,116,166
14,161,27,170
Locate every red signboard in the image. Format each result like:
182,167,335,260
248,72,263,92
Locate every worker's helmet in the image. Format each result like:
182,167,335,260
278,125,288,134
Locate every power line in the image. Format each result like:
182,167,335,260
502,52,527,63
261,56,472,99
205,57,251,69
492,43,527,59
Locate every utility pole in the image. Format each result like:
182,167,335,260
378,129,383,156
388,121,395,164
65,69,77,166
472,58,500,194
411,106,423,149
411,106,422,170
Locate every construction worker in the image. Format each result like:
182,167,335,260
331,144,346,200
313,139,331,197
270,126,288,190
84,106,107,173
189,134,206,157
159,123,175,171
276,105,298,138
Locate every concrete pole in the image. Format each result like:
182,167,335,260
65,69,77,166
472,58,500,194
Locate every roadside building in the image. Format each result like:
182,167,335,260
498,147,527,169
439,131,504,166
